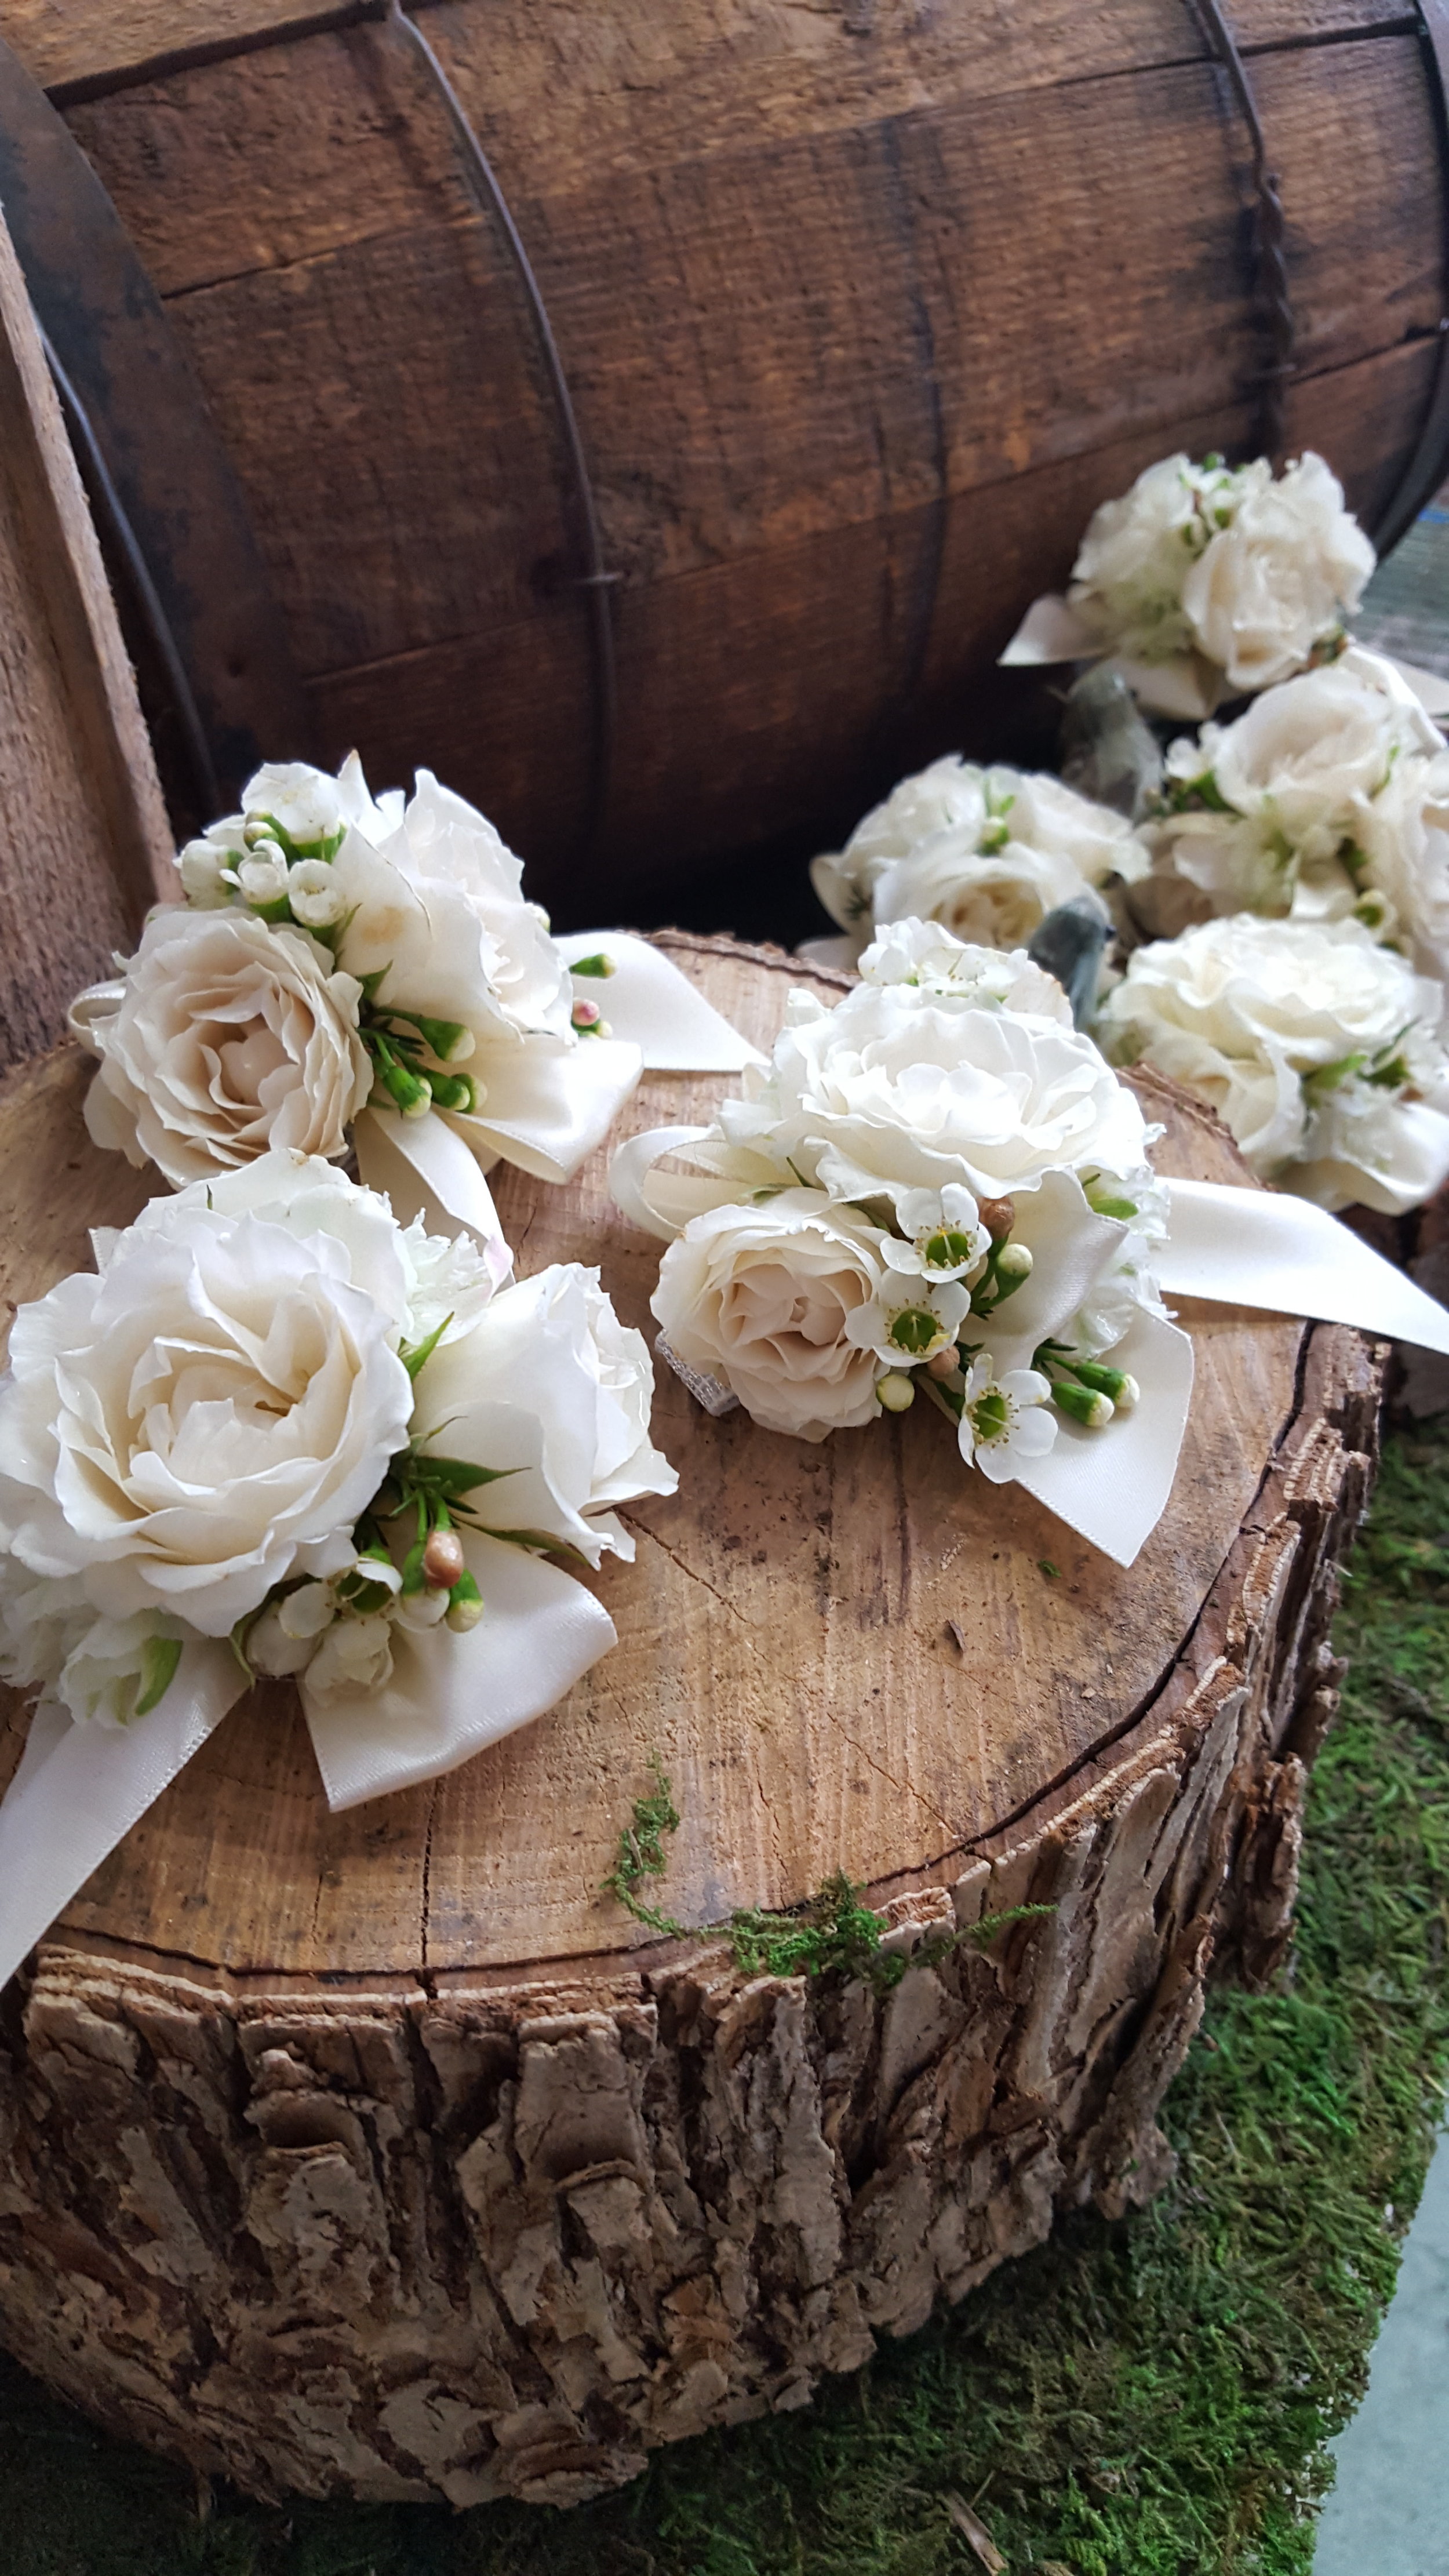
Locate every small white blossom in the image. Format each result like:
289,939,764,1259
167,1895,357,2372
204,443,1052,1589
879,1184,991,1283
957,1360,1058,1482
236,849,292,909
286,858,347,928
844,1274,971,1369
179,837,235,907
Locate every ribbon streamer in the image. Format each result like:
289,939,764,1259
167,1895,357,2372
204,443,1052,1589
0,1530,620,1993
609,1131,1449,1567
358,937,759,1239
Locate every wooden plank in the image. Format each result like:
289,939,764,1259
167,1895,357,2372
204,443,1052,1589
1,0,1414,119
307,337,1440,911
86,32,1435,692
0,210,172,1064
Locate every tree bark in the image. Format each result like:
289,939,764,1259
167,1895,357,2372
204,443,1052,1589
0,936,1381,2505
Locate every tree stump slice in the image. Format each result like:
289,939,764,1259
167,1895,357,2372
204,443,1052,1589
0,934,1381,2508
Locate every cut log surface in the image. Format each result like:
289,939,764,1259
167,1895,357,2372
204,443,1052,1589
0,0,1438,905
0,935,1380,2506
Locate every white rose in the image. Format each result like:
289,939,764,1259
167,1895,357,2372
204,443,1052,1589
332,765,572,1045
858,920,1074,1022
1152,662,1446,942
651,1192,889,1440
0,1158,414,1635
1068,454,1242,663
1099,913,1449,1206
1207,664,1405,832
813,761,1147,956
715,974,1149,1207
1180,453,1374,693
810,755,989,933
1350,748,1449,985
71,908,372,1186
407,1261,677,1564
871,830,1098,954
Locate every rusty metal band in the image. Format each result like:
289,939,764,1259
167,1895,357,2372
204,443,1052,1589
388,1,617,860
0,35,311,817
1185,0,1296,465
39,328,221,820
1368,0,1449,555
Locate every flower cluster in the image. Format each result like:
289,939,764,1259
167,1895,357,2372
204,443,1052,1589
1098,914,1449,1213
618,921,1170,1486
1072,450,1372,705
70,756,637,1209
0,1156,675,1735
1143,658,1449,983
810,755,1148,964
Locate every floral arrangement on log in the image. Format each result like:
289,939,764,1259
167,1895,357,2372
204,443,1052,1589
612,920,1192,1567
0,1153,676,1985
1000,450,1378,717
68,756,756,1246
807,452,1449,1218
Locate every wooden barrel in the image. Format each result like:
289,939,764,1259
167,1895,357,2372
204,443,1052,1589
0,936,1380,2507
1,0,1443,919
0,203,170,1063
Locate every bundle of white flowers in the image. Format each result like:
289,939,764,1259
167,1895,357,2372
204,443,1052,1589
1002,451,1375,719
0,1154,676,1982
1141,656,1449,985
808,754,1150,966
611,919,1195,1566
1098,914,1449,1214
69,756,753,1250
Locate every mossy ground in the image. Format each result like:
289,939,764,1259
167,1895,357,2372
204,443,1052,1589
8,1414,1449,2576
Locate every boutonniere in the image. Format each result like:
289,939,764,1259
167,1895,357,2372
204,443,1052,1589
69,756,757,1252
0,1152,676,1989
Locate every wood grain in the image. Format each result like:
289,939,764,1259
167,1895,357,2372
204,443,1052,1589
0,936,1321,1978
10,3,1436,907
0,935,1381,2504
0,210,172,1065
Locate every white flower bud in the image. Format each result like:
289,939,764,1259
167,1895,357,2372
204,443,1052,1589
286,859,347,928
445,1590,485,1633
278,1580,337,1639
247,1600,323,1677
1113,1374,1141,1412
876,1370,916,1412
995,1242,1033,1279
237,850,291,909
394,1587,451,1631
179,839,233,908
422,1528,466,1588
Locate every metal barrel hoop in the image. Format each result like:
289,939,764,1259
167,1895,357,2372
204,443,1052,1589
387,1,618,862
1186,0,1297,467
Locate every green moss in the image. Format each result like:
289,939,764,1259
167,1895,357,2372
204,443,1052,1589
600,1777,1055,1989
9,1418,1449,2576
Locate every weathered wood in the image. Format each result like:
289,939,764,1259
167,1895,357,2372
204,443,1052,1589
0,2,1429,907
0,208,171,1065
0,935,1379,2504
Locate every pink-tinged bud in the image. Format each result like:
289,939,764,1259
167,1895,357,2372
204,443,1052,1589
927,1347,960,1380
422,1528,466,1588
977,1196,1017,1242
571,997,602,1029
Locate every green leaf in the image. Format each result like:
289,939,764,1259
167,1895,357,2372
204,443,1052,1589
133,1634,183,1720
398,1315,452,1382
486,1526,592,1569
